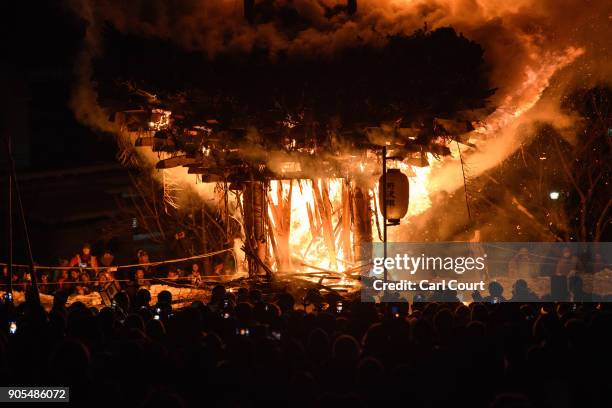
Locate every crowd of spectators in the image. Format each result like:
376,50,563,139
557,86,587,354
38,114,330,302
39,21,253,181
0,281,610,407
1,244,221,297
0,243,610,406
3,243,609,303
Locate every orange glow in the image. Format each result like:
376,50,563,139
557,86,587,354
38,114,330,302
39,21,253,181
268,179,347,273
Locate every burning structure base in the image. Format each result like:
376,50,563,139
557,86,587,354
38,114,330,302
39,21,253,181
114,98,476,283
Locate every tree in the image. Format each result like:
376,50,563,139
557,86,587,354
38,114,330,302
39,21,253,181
481,85,611,242
556,85,612,242
106,167,236,268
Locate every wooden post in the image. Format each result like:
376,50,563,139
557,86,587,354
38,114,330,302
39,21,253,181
352,178,373,265
382,146,387,282
341,181,353,264
267,180,292,271
201,205,211,274
6,134,12,296
243,181,268,277
312,179,338,270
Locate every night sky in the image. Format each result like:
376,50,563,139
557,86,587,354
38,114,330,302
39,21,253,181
2,1,117,171
1,3,129,263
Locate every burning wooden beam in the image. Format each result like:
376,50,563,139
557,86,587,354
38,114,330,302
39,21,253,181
342,181,353,264
155,155,198,169
243,181,268,277
352,179,372,263
312,179,338,270
268,180,292,271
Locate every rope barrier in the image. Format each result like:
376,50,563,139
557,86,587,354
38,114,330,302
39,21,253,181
0,248,234,272
0,279,131,286
0,273,245,288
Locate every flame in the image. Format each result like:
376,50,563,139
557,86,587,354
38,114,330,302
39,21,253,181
142,46,585,273
268,179,347,273
268,166,447,274
131,33,586,276
474,47,585,136
268,164,440,274
370,45,584,233
390,46,586,223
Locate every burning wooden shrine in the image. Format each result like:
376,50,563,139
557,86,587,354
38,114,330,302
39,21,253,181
97,24,490,285
113,100,475,283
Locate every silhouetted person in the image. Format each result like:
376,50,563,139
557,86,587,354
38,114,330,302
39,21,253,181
154,290,173,320
510,279,539,302
481,282,507,304
568,275,597,302
134,288,152,311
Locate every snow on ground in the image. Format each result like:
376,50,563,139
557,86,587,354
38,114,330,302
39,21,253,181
1,270,610,309
2,284,211,311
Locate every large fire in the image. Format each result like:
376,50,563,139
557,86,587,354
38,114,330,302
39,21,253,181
102,0,591,283
162,41,581,277
263,44,585,275
268,179,347,272
267,163,441,275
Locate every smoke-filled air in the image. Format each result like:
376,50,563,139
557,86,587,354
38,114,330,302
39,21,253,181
67,0,611,246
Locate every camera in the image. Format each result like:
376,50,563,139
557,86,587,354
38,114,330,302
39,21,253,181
236,328,250,337
3,292,13,303
8,321,17,335
336,301,343,313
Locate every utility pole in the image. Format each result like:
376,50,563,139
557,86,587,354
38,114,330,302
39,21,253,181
6,134,13,298
3,135,40,304
382,145,387,283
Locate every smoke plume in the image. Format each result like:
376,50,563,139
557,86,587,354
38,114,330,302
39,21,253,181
67,0,611,233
